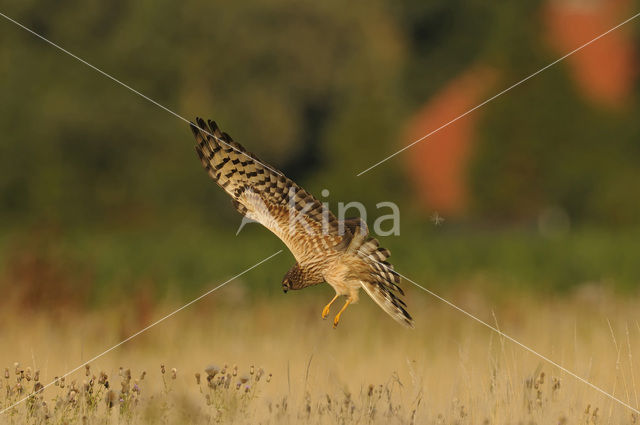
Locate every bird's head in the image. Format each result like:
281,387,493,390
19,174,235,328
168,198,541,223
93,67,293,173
282,264,303,293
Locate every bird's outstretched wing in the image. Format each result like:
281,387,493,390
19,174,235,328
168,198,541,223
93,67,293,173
190,118,346,263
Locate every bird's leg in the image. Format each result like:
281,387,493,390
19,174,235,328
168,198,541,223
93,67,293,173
332,298,351,329
322,294,340,319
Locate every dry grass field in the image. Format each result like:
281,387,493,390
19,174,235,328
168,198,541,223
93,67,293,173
1,283,639,424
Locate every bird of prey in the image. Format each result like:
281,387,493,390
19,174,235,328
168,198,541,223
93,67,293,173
190,118,413,328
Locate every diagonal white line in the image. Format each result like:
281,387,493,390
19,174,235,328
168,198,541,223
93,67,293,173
0,11,283,177
0,250,282,415
391,267,640,415
356,10,640,177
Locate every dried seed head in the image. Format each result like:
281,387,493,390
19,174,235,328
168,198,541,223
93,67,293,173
171,368,177,380
195,373,201,385
239,375,249,384
266,373,272,383
13,363,19,375
105,390,116,408
85,364,90,377
250,365,255,375
34,370,40,382
25,367,32,381
140,371,146,381
205,365,219,378
160,364,165,375
4,368,10,379
232,365,238,377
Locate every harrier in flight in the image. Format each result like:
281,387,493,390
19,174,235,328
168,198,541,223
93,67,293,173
190,118,413,328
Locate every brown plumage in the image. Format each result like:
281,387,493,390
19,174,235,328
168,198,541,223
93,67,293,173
190,117,413,328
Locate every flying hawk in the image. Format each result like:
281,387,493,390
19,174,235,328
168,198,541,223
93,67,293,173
190,118,413,328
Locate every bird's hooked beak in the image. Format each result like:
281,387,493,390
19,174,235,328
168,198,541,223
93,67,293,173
283,287,288,294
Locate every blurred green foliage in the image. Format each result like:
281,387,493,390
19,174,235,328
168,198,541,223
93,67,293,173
1,223,638,309
472,54,640,225
2,0,639,225
1,1,639,300
0,0,409,225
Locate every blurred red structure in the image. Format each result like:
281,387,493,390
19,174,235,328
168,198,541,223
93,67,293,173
544,0,636,108
404,67,497,215
405,0,636,215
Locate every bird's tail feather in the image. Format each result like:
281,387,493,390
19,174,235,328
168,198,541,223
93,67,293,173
360,279,414,328
355,238,403,294
352,237,413,328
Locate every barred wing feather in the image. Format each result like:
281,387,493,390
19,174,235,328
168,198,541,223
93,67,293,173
190,118,343,262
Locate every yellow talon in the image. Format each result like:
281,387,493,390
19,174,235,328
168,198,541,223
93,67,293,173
332,299,351,329
322,294,339,319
